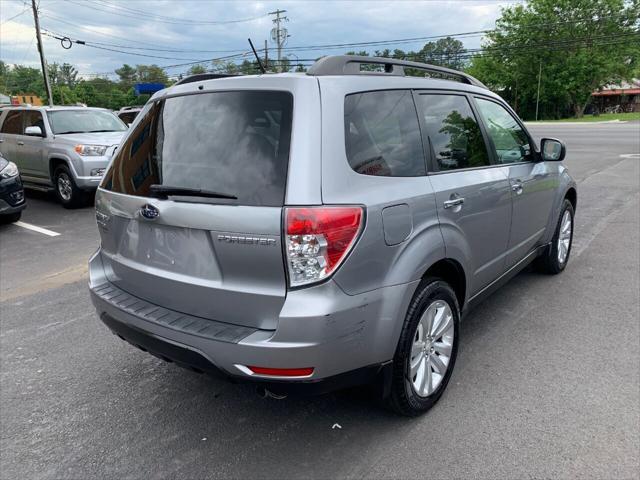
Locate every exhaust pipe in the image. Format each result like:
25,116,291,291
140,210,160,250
256,386,288,400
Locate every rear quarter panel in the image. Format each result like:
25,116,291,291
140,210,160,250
317,77,447,296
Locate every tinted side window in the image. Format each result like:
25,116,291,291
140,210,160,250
475,98,532,164
1,111,23,134
416,94,490,171
23,111,45,135
344,90,425,177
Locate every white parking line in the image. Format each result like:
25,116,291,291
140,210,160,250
13,221,61,237
619,153,640,159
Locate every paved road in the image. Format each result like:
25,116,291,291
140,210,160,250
1,123,638,479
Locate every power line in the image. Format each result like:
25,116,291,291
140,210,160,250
41,28,250,54
62,0,269,25
90,0,268,25
39,10,183,48
0,6,30,25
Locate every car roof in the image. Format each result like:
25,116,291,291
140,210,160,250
159,71,498,101
162,55,495,99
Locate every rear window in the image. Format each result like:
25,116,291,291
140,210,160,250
344,90,425,177
102,91,293,206
1,111,22,134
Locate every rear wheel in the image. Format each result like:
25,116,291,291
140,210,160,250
54,165,85,209
536,199,574,274
386,278,460,416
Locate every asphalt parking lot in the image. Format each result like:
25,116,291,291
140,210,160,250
1,122,638,479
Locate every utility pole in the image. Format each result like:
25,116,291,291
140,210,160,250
535,60,542,121
269,9,288,72
31,0,53,106
264,39,269,71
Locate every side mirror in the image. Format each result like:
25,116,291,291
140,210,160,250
540,138,566,161
24,125,44,137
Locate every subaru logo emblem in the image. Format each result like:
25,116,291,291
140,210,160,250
140,204,159,220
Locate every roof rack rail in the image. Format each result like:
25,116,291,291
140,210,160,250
174,73,241,86
306,55,487,89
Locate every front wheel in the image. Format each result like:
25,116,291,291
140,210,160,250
0,211,22,224
386,278,460,416
536,199,574,274
54,165,85,209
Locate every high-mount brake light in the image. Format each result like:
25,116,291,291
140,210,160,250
285,206,364,287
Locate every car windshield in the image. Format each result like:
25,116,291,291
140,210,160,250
48,109,127,134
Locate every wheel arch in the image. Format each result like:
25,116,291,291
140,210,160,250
564,187,577,211
420,258,467,311
49,156,72,181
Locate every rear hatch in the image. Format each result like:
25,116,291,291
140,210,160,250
96,90,293,330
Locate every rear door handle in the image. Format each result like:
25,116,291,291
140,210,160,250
17,141,24,146
443,197,465,209
512,181,523,195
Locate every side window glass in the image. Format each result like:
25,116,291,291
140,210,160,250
416,94,490,171
344,90,425,177
23,111,45,135
475,98,532,164
1,111,23,134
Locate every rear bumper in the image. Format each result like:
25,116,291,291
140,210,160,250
99,312,389,396
89,249,417,390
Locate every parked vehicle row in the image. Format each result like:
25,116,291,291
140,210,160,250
0,106,127,208
88,56,577,416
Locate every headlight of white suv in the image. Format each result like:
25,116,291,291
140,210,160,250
0,161,19,179
75,144,108,156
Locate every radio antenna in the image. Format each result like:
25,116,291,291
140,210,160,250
248,38,266,74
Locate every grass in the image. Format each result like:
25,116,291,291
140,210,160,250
529,112,640,123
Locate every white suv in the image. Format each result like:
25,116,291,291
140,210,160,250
0,106,128,207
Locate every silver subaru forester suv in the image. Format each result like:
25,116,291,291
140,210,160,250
89,56,576,416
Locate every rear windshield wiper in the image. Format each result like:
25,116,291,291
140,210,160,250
149,184,238,200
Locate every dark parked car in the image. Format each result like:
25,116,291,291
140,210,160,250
0,152,26,223
116,106,143,125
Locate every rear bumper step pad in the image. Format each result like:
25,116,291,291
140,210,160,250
91,282,258,344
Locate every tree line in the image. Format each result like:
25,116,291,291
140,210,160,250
1,0,637,119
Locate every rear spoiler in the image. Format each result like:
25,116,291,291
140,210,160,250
174,73,242,86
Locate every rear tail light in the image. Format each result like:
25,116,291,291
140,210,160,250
285,206,364,287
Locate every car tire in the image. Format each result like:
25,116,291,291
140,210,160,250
53,165,85,209
0,212,21,224
536,199,574,274
386,278,460,416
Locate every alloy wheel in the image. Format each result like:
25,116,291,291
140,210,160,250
557,210,572,265
57,173,73,201
409,300,455,397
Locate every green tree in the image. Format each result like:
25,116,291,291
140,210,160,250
187,65,207,75
135,64,169,84
418,37,467,70
2,65,45,96
467,0,640,119
115,64,137,88
60,63,78,88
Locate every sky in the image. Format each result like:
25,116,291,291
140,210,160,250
0,0,522,80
